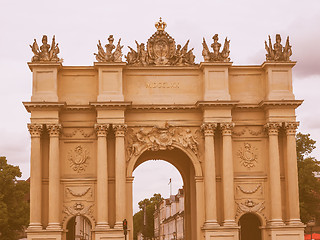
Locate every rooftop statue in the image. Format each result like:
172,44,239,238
94,35,123,62
30,35,60,62
126,18,195,66
265,34,292,61
202,34,230,62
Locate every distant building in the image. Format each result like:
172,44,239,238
154,189,184,240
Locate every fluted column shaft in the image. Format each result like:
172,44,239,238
201,123,219,227
284,122,301,224
265,122,283,225
28,123,43,230
47,124,62,229
221,123,236,226
113,124,127,228
95,124,110,229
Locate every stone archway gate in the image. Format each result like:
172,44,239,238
25,19,304,240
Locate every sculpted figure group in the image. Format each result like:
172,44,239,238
30,19,293,64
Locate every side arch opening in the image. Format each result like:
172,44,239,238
239,213,262,240
66,215,92,240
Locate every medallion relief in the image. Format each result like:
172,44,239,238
68,145,90,173
126,124,200,160
237,142,258,169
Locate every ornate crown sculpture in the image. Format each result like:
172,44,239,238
29,35,61,62
265,34,292,61
94,35,123,62
126,18,195,66
202,34,230,62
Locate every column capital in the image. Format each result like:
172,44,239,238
47,124,62,137
220,122,235,136
264,122,281,135
113,124,127,137
284,122,299,135
95,123,110,137
27,123,43,137
201,123,218,136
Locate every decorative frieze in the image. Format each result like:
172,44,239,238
63,128,95,138
126,125,200,159
27,123,43,137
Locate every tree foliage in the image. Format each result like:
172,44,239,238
0,156,29,240
133,193,163,240
297,133,320,223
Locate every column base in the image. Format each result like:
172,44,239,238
287,219,304,226
267,219,285,226
27,223,43,231
114,221,124,230
204,226,239,240
203,220,220,229
223,220,237,227
46,223,62,230
95,222,110,230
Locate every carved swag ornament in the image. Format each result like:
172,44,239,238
126,123,200,160
30,35,61,62
265,34,292,61
126,18,195,66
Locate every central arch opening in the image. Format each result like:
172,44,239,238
130,147,199,240
239,213,262,240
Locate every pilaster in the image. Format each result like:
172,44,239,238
46,124,62,230
95,123,110,230
27,123,44,230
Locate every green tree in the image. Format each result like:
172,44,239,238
0,156,29,240
297,133,320,223
133,193,163,240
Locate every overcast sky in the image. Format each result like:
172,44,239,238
0,0,319,213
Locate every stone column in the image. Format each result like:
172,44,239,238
113,124,127,228
201,123,219,228
284,122,302,225
95,124,110,229
220,122,236,226
265,122,284,225
47,124,62,230
27,123,43,230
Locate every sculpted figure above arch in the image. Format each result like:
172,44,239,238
30,35,61,62
202,34,231,62
125,18,195,66
265,34,292,61
94,35,123,62
126,124,201,160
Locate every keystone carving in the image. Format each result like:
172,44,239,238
202,34,230,62
236,199,266,220
237,142,258,169
62,203,95,225
126,124,200,160
94,35,123,62
265,34,292,62
126,18,195,66
30,35,61,62
68,145,89,173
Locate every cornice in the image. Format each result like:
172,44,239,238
199,62,233,70
124,65,199,71
259,100,303,109
196,100,238,109
23,102,66,112
94,62,127,69
261,61,296,69
90,101,132,109
27,62,62,71
130,104,197,110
